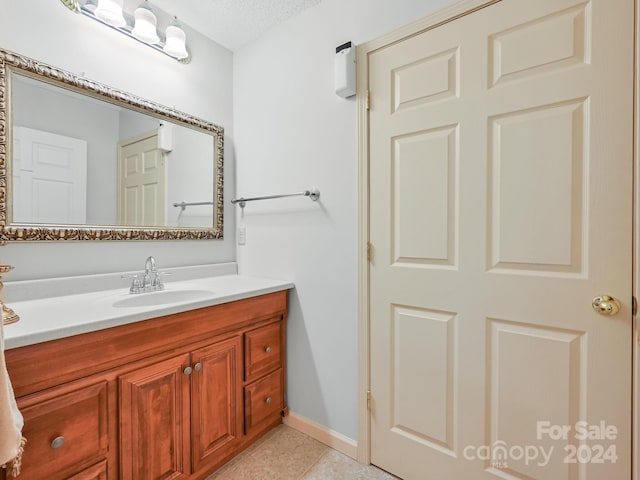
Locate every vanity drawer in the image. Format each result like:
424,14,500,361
67,460,108,480
244,369,283,432
18,381,108,480
244,321,282,382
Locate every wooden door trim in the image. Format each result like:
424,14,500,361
355,0,502,464
633,1,639,479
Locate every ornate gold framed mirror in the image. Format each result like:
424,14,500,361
0,48,224,241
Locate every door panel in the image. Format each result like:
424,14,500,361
488,99,586,273
368,0,634,478
393,125,458,267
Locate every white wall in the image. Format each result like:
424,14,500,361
234,0,457,441
166,126,215,228
0,0,235,280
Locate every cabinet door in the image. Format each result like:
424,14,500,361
119,353,191,480
191,336,243,472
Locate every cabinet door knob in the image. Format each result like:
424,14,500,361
184,366,193,376
265,397,272,405
51,436,65,449
194,362,202,372
265,346,272,353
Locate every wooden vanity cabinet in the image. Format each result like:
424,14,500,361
3,291,288,480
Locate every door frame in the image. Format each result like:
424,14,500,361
633,1,640,478
355,0,640,472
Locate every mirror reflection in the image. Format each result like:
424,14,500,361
0,47,223,241
11,73,215,229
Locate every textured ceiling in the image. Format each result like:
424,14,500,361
148,0,322,51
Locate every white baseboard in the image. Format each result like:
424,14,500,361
283,412,358,460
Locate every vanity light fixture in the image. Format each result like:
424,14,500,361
60,0,191,63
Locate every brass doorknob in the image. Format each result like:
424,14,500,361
592,295,621,316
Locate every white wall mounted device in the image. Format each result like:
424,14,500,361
335,41,356,98
158,122,173,152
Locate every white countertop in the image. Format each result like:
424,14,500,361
4,274,294,350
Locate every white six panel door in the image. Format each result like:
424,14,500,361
12,126,87,224
368,0,634,478
118,134,166,227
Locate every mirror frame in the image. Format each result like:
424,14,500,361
0,48,224,241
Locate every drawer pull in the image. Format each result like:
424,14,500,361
184,366,193,376
51,436,65,449
194,362,202,372
265,346,272,353
265,397,272,405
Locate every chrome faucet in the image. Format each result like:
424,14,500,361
143,256,157,288
122,256,168,294
145,255,156,275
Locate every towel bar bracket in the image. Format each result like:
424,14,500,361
172,201,214,212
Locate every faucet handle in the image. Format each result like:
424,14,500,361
121,273,143,293
151,271,171,288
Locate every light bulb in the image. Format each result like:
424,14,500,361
132,2,160,44
163,17,189,60
83,0,98,13
94,0,126,27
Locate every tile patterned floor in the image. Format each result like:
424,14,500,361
206,425,398,480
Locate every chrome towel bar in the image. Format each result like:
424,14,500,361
231,188,320,208
173,201,214,212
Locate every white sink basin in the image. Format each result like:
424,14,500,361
112,289,214,308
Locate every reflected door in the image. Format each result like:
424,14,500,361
12,126,87,224
369,0,634,478
118,133,166,227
